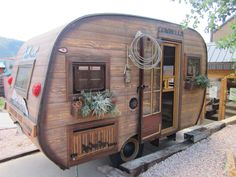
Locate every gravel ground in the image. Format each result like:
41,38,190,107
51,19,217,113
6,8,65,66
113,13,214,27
0,128,37,161
139,125,236,177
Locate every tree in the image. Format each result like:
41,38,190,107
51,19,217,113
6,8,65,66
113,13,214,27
174,0,236,50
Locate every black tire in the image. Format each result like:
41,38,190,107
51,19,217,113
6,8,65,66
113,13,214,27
109,137,144,167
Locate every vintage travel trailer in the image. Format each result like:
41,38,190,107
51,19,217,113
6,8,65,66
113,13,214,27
6,14,207,169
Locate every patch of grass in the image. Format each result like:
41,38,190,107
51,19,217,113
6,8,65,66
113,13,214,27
0,97,5,109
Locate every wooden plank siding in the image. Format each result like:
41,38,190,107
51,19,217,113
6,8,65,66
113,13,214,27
42,16,206,168
6,14,207,169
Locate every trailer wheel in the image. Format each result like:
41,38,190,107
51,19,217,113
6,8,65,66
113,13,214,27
109,137,143,167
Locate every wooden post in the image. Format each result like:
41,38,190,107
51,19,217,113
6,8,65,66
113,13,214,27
219,78,227,120
200,98,206,124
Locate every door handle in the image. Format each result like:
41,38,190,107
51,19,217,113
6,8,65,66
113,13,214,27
137,85,149,93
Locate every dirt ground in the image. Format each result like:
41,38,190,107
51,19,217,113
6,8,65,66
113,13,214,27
0,128,37,161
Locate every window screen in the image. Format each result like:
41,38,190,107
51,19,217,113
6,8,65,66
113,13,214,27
73,63,105,93
15,65,32,92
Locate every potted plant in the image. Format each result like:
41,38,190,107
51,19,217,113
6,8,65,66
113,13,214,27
193,74,210,88
71,90,119,118
184,74,209,90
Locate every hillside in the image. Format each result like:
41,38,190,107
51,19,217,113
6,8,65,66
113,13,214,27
0,37,23,58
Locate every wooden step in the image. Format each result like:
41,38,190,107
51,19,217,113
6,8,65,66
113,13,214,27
120,141,192,176
207,113,219,121
120,121,226,176
184,121,225,143
226,102,236,110
184,127,211,143
225,109,236,117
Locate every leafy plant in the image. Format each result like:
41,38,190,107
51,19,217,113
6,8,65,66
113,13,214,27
91,92,113,117
80,105,91,117
193,74,210,88
79,90,119,118
0,97,4,110
172,0,236,51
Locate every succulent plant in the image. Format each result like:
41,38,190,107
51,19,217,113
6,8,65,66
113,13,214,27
79,90,118,118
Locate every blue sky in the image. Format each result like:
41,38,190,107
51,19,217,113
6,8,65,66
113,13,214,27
0,0,210,42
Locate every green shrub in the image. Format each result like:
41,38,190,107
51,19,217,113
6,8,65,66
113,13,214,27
0,98,5,109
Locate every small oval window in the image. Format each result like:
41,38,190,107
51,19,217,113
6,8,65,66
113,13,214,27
129,97,138,110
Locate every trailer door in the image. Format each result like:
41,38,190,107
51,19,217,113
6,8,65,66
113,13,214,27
139,65,162,142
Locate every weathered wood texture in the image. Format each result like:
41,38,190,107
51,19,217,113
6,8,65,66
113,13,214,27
184,121,225,143
184,127,211,143
6,26,64,123
41,16,206,168
222,116,236,125
7,15,207,168
68,119,118,166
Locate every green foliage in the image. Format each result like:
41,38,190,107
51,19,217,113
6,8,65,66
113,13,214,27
80,90,119,118
193,75,210,88
81,91,93,107
232,58,236,73
91,92,113,117
80,105,91,117
0,97,4,109
173,0,236,50
217,21,236,51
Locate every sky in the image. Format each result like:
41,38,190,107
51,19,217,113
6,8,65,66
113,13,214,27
0,0,210,42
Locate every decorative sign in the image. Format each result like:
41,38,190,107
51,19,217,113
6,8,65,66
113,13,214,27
70,124,117,163
229,88,236,101
82,141,117,153
209,86,218,99
158,26,183,38
11,90,29,116
23,46,40,60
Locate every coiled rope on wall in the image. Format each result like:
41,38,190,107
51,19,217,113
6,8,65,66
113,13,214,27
129,31,162,70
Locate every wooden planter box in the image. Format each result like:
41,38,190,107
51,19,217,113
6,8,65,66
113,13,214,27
184,81,196,90
71,101,113,120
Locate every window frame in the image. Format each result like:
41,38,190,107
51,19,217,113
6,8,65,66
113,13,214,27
184,54,202,80
14,59,35,99
67,55,110,100
72,63,106,93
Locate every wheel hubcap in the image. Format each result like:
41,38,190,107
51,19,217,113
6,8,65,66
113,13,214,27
123,142,135,158
120,138,139,162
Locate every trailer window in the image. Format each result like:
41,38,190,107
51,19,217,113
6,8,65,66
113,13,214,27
14,63,34,98
184,54,201,80
73,63,106,93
